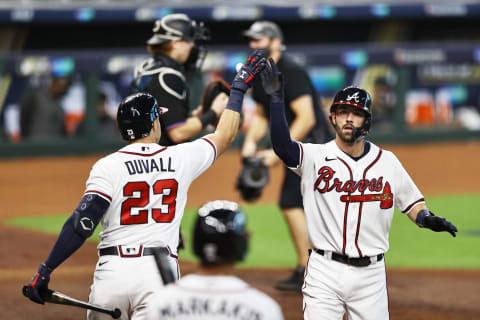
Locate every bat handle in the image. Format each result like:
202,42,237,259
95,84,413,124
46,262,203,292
112,308,121,319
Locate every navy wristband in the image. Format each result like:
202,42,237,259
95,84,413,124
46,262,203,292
271,94,283,104
226,88,244,113
199,109,218,128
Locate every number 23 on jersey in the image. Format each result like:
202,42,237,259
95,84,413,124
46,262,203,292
121,179,178,225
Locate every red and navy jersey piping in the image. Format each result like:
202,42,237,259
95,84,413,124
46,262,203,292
354,149,383,257
298,142,304,167
337,157,353,255
85,190,112,202
201,138,217,164
402,198,425,213
118,147,167,157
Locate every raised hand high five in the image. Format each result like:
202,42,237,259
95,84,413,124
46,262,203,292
232,49,268,93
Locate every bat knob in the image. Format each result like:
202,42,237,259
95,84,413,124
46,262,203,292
22,285,30,297
112,308,121,319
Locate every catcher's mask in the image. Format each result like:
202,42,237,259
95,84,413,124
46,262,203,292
116,92,168,141
330,86,372,141
193,200,248,266
147,13,210,72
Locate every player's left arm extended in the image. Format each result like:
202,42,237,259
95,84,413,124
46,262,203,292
25,194,109,304
260,58,301,168
407,203,458,237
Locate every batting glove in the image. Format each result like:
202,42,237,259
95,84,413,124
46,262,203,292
25,263,52,304
232,49,268,93
260,57,285,103
416,210,458,237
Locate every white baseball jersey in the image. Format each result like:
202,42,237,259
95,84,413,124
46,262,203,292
146,274,284,320
84,138,217,254
292,140,424,257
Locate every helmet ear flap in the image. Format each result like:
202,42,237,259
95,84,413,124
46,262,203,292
363,116,371,133
351,114,371,141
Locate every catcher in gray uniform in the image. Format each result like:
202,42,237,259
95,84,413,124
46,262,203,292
146,200,284,320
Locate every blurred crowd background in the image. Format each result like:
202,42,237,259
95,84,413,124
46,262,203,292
2,0,480,157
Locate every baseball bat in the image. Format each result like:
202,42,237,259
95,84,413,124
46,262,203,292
152,248,176,285
22,285,121,319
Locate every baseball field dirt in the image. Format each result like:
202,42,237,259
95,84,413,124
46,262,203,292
1,141,480,320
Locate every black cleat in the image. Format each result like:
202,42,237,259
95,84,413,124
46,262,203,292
275,266,305,291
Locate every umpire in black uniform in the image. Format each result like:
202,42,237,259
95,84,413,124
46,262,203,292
132,13,227,146
241,21,331,291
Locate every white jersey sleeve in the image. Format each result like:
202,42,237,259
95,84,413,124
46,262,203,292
85,157,114,203
388,151,425,214
174,137,217,184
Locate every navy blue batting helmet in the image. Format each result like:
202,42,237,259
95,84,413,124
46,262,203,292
116,92,168,141
330,86,372,116
193,200,248,265
330,86,373,139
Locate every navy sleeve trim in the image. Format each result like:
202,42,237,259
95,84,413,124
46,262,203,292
401,198,425,214
201,137,217,165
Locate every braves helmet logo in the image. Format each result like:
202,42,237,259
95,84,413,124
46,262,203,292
130,107,141,117
346,91,360,103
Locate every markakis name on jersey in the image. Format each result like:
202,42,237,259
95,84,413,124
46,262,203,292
314,166,393,209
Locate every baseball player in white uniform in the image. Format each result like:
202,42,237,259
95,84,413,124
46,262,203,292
146,200,284,320
260,59,458,320
24,50,268,319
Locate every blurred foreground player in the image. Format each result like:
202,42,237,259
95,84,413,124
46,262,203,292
24,50,267,319
146,200,284,320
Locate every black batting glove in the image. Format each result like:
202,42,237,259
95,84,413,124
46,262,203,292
260,57,284,103
232,49,268,93
25,263,52,304
416,210,458,237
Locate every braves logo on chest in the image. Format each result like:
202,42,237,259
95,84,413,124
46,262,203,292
314,166,393,209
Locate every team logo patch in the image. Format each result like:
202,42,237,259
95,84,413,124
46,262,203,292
119,245,143,257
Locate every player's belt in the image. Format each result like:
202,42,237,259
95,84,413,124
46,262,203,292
314,248,383,267
99,245,177,259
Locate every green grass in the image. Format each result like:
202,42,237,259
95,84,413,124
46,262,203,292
5,194,480,269
180,204,297,267
386,193,480,268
